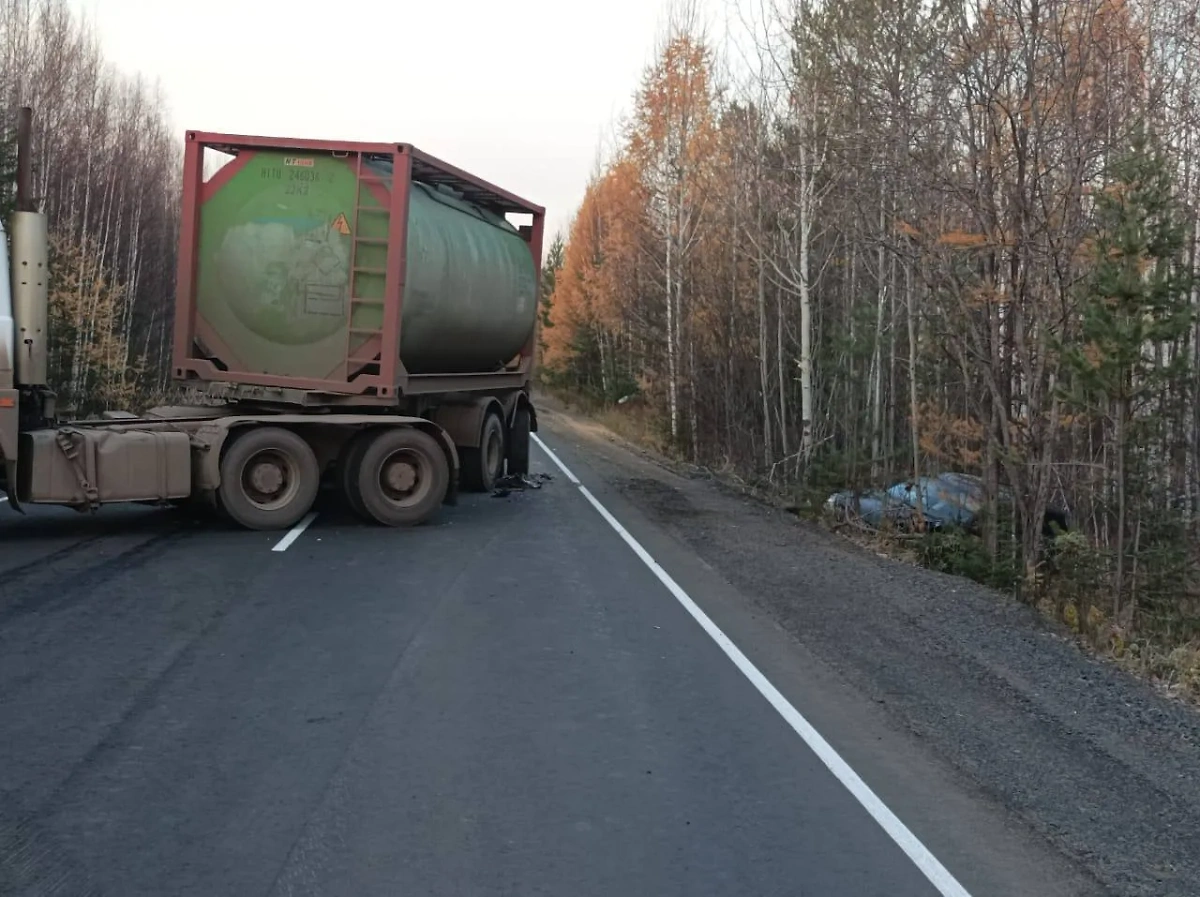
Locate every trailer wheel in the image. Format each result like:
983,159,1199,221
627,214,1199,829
338,430,374,520
507,404,531,476
460,411,506,492
218,426,320,530
354,427,449,526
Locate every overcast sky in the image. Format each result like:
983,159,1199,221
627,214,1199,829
70,0,731,242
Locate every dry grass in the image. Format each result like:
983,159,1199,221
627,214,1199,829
593,405,670,456
537,389,671,457
1040,594,1200,703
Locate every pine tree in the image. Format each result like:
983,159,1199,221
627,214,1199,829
539,233,565,339
1063,121,1197,620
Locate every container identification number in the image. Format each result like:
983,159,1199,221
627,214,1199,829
260,164,332,196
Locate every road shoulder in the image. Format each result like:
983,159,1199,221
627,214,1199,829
537,398,1200,897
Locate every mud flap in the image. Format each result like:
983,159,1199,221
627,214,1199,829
2,458,20,511
441,443,459,507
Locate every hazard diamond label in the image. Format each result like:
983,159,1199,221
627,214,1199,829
331,212,351,235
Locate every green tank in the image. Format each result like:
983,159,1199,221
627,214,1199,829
193,150,538,380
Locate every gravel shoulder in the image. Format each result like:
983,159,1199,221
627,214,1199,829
537,397,1200,897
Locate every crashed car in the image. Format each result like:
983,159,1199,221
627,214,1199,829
825,471,1069,535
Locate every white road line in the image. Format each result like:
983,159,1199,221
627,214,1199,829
271,512,318,552
532,433,972,897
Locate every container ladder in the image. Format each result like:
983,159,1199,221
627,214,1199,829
344,153,392,379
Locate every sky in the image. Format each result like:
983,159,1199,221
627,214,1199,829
69,0,731,243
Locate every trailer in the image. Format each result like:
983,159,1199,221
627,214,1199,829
0,109,545,530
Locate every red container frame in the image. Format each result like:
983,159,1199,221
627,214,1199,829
171,130,546,403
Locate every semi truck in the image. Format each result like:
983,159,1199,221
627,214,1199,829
0,107,544,530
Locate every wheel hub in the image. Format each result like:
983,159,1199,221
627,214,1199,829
240,448,299,510
249,460,285,495
383,458,417,493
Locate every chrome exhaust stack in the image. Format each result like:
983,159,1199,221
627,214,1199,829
2,106,52,507
11,106,49,391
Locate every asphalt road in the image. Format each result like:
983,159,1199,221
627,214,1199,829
0,422,1121,897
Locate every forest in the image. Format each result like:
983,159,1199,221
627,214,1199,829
1,0,179,414
539,0,1200,690
3,0,1199,691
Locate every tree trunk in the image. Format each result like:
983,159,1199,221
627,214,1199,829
1114,394,1128,619
757,176,773,467
906,264,922,519
665,225,679,442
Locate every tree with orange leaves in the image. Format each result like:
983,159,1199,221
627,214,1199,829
542,157,647,402
544,0,1200,676
626,12,721,447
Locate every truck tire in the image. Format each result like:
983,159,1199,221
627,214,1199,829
507,404,531,476
460,411,505,493
218,426,320,530
353,426,449,526
338,430,374,520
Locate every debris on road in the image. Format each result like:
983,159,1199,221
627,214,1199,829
492,473,554,498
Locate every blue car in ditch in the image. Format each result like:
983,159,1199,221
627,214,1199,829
825,471,1069,535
